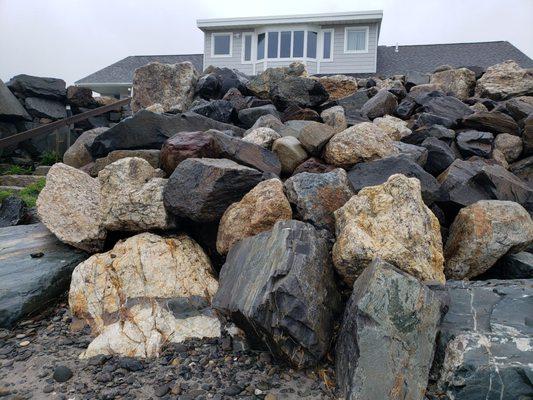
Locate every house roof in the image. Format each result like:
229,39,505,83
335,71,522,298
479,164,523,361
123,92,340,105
75,54,204,85
197,10,383,30
375,41,533,76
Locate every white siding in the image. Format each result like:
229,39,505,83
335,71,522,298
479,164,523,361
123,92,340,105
203,29,254,75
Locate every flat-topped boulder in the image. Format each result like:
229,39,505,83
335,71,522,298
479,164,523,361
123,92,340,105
0,78,30,120
475,60,533,100
7,74,66,100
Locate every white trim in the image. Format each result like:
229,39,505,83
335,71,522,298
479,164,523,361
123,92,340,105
241,32,254,64
344,26,369,53
320,28,334,62
211,32,233,57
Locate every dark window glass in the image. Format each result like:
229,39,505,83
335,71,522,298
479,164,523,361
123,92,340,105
257,33,265,60
280,31,291,58
293,31,304,57
244,35,252,61
323,31,332,59
213,34,231,55
307,31,317,58
268,31,279,58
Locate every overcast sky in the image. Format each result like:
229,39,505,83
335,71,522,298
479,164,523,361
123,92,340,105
1,0,532,84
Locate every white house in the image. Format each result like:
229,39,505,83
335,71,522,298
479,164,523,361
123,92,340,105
197,11,383,75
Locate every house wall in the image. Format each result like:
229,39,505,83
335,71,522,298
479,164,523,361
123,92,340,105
203,28,254,75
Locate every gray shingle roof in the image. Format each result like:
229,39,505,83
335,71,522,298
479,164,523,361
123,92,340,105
75,54,204,84
375,41,533,76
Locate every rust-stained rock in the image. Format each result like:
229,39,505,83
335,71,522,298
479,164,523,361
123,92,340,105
216,178,292,255
292,157,336,175
69,232,220,358
316,75,358,100
333,173,445,286
430,67,476,100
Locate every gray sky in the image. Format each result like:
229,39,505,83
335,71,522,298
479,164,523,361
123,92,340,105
1,0,532,84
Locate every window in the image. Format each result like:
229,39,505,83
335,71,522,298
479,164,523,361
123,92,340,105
293,31,304,57
268,31,279,59
307,31,317,58
257,33,265,60
212,33,232,56
280,31,291,58
345,27,368,53
243,34,252,62
322,30,333,60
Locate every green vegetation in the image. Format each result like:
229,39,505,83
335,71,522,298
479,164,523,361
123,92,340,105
0,177,46,208
0,165,33,175
40,151,61,166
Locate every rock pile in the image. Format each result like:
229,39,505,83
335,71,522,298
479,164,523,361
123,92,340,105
2,58,533,398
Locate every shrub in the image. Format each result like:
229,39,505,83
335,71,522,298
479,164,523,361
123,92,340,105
40,151,61,166
0,165,33,175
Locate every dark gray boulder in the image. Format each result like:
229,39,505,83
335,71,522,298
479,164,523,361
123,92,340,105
24,97,67,120
336,259,442,400
283,169,354,232
66,85,96,108
422,96,474,125
395,96,418,119
163,158,266,222
270,76,329,111
360,89,398,119
456,130,494,158
7,74,66,100
0,196,28,228
479,252,533,279
213,220,341,368
391,142,428,166
238,105,280,128
196,67,249,100
509,155,533,185
88,110,244,158
461,110,519,135
189,99,237,124
405,71,430,90
421,137,456,176
430,279,533,400
524,115,533,156
502,97,533,122
413,112,454,129
402,124,456,145
347,156,443,205
0,79,31,121
0,223,87,328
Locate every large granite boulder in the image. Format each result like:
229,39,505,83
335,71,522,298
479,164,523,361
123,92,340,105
90,149,160,177
333,174,445,286
63,127,108,168
98,157,173,231
475,60,533,100
270,76,329,110
336,259,442,400
0,223,87,328
24,97,67,120
444,200,533,279
36,163,106,252
373,114,411,140
297,121,336,156
493,133,523,163
216,178,292,255
431,279,532,400
163,158,266,222
246,63,307,99
213,220,341,368
461,111,519,135
284,169,354,232
0,79,30,120
88,110,244,159
69,232,220,358
7,74,66,100
324,122,398,168
321,105,347,133
316,75,358,100
271,136,308,174
430,67,476,100
131,62,198,113
360,89,398,119
242,127,281,149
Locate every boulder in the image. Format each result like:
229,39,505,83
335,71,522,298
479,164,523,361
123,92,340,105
480,251,533,279
88,110,244,159
493,133,523,163
284,169,354,232
246,63,307,99
431,279,532,400
323,122,398,168
292,157,336,175
444,200,533,279
270,76,329,110
69,232,220,358
360,89,398,119
24,97,67,120
0,174,44,187
189,99,237,124
461,111,519,134
271,136,308,174
0,79,31,120
213,220,341,368
98,157,173,231
524,115,533,155
242,127,281,149
280,104,320,122
421,137,456,176
395,96,418,119
0,223,86,328
163,158,266,222
336,90,373,123
66,86,95,108
336,259,442,400
422,96,473,124
405,70,430,90
221,88,248,112
160,131,217,175
456,130,494,158
63,127,108,168
238,104,280,128
90,149,160,177
502,96,533,121
36,163,106,252
196,67,249,99
430,67,476,100
247,114,284,133
320,105,347,133
7,74,66,100
131,62,198,113
0,196,28,228
333,174,445,286
373,114,411,140
391,142,428,166
277,120,315,139
316,75,358,100
413,112,454,129
475,60,533,100
216,178,292,255
402,125,455,146
297,122,336,156
509,155,533,185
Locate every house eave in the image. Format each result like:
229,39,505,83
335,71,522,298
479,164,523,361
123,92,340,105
75,82,132,87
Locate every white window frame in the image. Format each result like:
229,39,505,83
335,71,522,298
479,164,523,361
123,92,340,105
344,26,369,54
241,32,254,64
320,28,334,62
211,32,233,58
256,26,317,61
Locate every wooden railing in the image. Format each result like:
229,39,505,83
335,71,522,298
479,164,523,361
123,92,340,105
0,97,131,149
